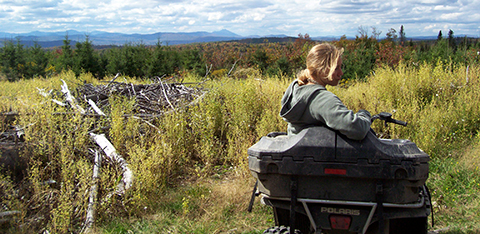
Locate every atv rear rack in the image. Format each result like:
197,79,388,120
261,185,430,234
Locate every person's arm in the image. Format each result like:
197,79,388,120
310,91,371,140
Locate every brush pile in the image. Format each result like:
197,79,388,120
0,75,206,232
77,76,205,117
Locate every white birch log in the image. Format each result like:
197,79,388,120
87,99,106,116
89,133,133,192
0,210,21,220
36,87,52,97
61,79,86,114
36,87,67,106
82,150,102,233
51,99,67,106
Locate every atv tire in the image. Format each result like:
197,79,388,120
389,217,428,234
263,226,302,234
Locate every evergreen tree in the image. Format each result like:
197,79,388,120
252,49,269,74
342,34,377,80
58,35,74,72
1,40,18,81
399,25,406,45
0,38,26,81
14,39,27,77
147,42,180,77
124,43,149,78
25,41,48,78
437,30,443,41
181,49,204,76
430,38,454,64
74,35,102,77
105,47,124,76
105,42,149,78
448,29,456,50
273,56,291,76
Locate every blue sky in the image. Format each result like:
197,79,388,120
1,0,479,38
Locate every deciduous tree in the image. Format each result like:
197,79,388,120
386,28,398,42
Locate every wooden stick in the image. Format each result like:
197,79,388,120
228,54,243,77
466,65,469,85
158,78,176,112
105,73,121,89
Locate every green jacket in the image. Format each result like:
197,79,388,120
280,81,371,140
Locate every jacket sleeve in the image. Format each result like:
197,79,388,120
309,91,372,140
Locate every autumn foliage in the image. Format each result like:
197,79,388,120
2,32,479,82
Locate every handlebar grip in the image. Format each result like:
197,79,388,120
389,119,407,126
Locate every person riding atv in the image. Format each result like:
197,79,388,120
248,112,431,234
247,43,432,234
279,43,371,141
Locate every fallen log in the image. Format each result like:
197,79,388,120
81,150,102,233
0,210,21,223
61,79,86,114
87,99,106,116
89,133,133,193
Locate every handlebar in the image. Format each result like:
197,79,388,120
371,112,407,127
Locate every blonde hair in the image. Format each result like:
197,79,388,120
297,43,344,85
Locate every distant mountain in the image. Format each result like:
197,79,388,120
211,29,240,37
1,30,458,48
312,36,352,41
0,29,244,47
246,34,290,38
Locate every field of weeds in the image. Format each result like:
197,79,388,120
1,62,480,233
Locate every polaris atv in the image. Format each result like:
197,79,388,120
248,112,432,234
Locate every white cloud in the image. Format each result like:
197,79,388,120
207,12,224,21
0,0,479,37
433,5,456,11
440,12,462,20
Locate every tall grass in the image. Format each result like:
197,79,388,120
335,62,480,232
336,62,480,157
1,63,480,233
0,72,98,232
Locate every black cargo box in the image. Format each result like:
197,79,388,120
248,127,429,204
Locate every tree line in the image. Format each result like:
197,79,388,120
1,26,479,82
0,35,206,81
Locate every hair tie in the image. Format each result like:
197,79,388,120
307,78,319,84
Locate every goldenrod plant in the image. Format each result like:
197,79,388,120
1,62,479,233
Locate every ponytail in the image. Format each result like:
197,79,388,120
296,43,343,86
296,69,310,86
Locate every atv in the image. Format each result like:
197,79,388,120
248,112,432,234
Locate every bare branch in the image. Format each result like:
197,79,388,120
228,54,243,77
